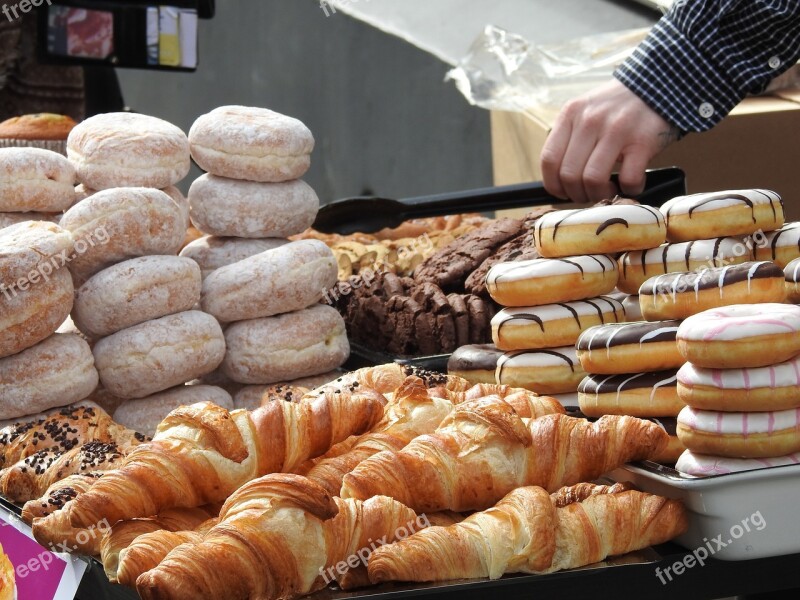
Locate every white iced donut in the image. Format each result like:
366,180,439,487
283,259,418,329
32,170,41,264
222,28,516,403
486,255,618,307
661,189,784,242
784,256,800,303
677,405,800,458
495,346,585,394
617,237,752,294
755,222,800,268
533,204,666,258
675,449,800,477
578,370,683,417
576,320,682,374
676,303,800,368
677,356,800,412
491,296,625,351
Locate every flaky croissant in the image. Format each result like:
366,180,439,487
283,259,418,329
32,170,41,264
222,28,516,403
342,399,667,512
67,392,385,529
21,473,103,524
136,474,422,600
368,486,687,583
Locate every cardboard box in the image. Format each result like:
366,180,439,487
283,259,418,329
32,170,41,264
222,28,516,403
491,93,800,220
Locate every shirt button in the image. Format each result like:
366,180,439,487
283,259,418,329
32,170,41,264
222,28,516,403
698,102,715,118
769,56,782,69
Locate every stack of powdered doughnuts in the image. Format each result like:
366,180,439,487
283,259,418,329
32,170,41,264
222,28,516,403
186,106,349,405
674,304,800,476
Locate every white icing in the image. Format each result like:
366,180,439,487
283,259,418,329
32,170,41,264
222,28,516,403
757,222,800,256
620,237,749,268
486,255,616,285
661,189,781,217
677,303,800,341
535,204,665,231
675,449,800,476
677,355,800,390
677,405,800,434
491,297,625,327
577,320,679,358
497,346,578,369
785,257,800,283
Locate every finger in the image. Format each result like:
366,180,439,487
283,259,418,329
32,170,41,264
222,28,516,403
540,112,574,200
559,125,597,204
617,146,650,197
582,137,623,203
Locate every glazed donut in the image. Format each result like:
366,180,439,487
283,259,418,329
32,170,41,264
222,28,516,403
201,239,337,323
617,237,752,294
645,418,685,464
785,257,800,303
222,304,350,385
491,296,625,351
67,112,190,190
447,344,504,385
0,333,99,421
675,449,800,477
0,147,76,212
179,235,288,279
676,303,800,369
578,370,683,417
576,320,682,374
533,204,665,258
677,356,800,412
188,106,314,182
1,266,73,358
72,256,202,338
755,222,800,267
638,261,786,321
661,189,784,242
93,310,226,399
188,174,318,238
495,346,585,394
485,255,618,307
60,187,186,284
0,220,73,284
677,405,800,458
619,294,643,320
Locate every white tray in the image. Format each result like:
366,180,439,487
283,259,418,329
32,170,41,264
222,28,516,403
609,461,800,561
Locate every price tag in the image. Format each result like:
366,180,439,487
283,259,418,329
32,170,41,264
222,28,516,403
0,508,87,600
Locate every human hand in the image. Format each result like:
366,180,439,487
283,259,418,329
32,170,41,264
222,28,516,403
540,79,679,203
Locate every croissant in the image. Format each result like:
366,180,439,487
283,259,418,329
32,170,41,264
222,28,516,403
136,474,421,600
342,399,667,512
368,486,688,583
0,404,145,468
21,473,103,524
67,392,385,529
549,481,634,508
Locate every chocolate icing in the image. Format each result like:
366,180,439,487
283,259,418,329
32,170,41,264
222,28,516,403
576,320,680,350
538,204,662,242
497,297,624,336
595,218,629,235
639,261,782,295
448,344,503,373
622,237,733,281
578,370,678,394
769,223,800,259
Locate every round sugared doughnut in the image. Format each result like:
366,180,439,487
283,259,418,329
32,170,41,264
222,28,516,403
0,147,76,212
677,356,800,412
0,220,73,284
677,303,800,368
784,257,800,303
533,204,665,258
661,189,784,242
755,222,800,267
447,344,504,385
578,370,683,417
179,235,288,279
486,255,618,307
67,112,190,190
188,106,314,182
491,296,625,351
675,449,800,477
617,237,752,294
677,405,800,458
576,320,682,374
638,261,786,321
495,346,585,394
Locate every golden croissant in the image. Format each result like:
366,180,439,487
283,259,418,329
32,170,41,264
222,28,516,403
368,485,688,583
21,472,102,524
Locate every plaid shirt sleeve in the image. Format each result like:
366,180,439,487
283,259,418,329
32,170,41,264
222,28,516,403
614,0,800,133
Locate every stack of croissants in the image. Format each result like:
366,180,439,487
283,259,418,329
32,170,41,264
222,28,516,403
0,364,688,599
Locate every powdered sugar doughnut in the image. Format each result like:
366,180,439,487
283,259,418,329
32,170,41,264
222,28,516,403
495,346,585,394
491,296,625,351
677,303,800,368
617,237,752,294
578,371,683,417
755,222,800,267
533,204,665,258
179,235,288,279
576,320,682,374
486,255,618,307
677,356,800,412
784,256,800,303
661,189,784,242
677,405,800,458
0,147,76,212
675,449,800,477
638,261,786,321
188,106,314,182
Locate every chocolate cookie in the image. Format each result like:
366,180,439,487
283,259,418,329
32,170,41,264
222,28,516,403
447,293,470,347
466,294,491,344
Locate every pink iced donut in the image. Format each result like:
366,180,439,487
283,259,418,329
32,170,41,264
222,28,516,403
676,303,800,368
676,405,800,458
675,449,800,477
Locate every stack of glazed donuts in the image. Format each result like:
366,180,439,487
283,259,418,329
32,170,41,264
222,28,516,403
482,202,666,405
674,304,800,476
